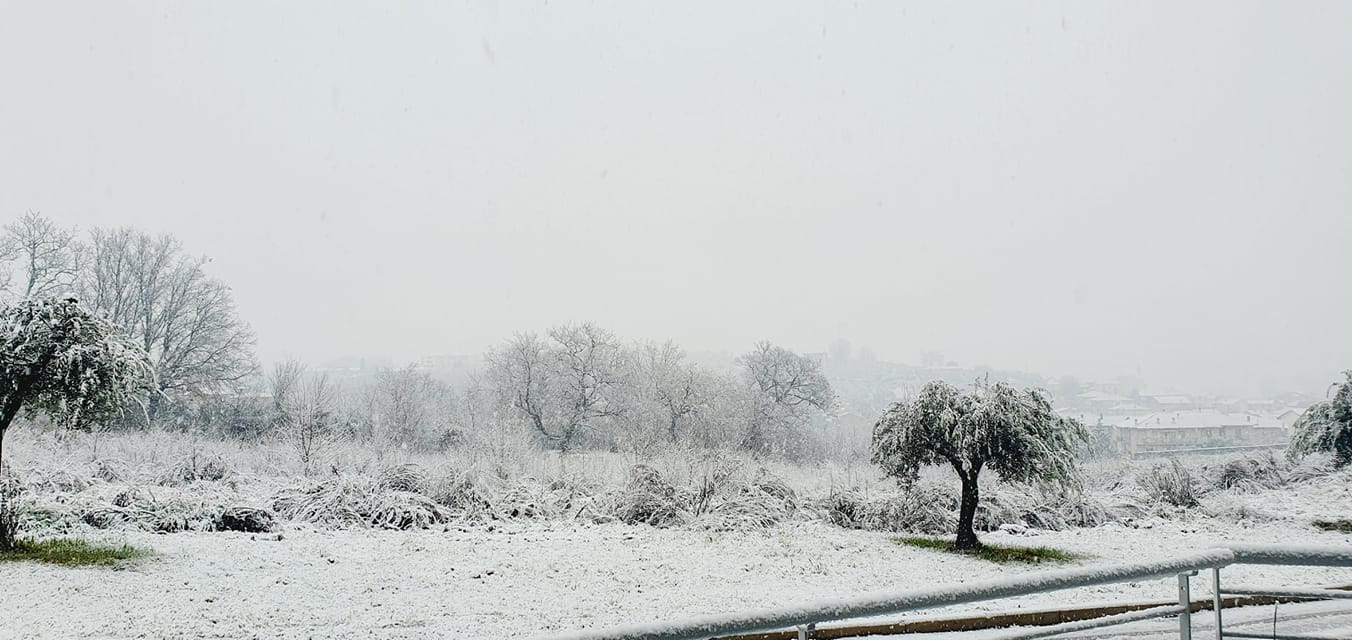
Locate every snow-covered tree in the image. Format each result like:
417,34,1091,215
270,361,340,475
629,341,715,446
1,211,82,300
486,323,628,452
1287,371,1352,467
370,365,457,449
871,379,1087,549
0,298,154,547
76,227,256,423
739,341,834,457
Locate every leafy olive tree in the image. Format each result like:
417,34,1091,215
0,298,155,548
1288,371,1352,467
870,379,1087,549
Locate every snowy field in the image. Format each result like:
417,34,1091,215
2,504,1351,638
2,430,1351,639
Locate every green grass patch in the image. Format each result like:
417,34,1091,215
1314,519,1352,533
894,535,1083,564
0,537,152,567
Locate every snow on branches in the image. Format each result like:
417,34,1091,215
0,297,156,439
870,379,1087,548
1287,371,1352,467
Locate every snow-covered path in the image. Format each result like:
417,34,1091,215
1,520,1349,639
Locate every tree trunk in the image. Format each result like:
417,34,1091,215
955,474,981,550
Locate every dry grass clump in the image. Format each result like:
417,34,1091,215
367,491,449,530
1203,452,1287,493
613,465,688,527
376,464,430,494
1287,456,1335,484
691,469,799,531
271,475,450,530
91,459,128,484
429,469,495,517
861,485,956,534
815,481,954,535
1138,460,1200,507
25,468,89,494
495,474,601,520
158,452,232,486
74,484,236,533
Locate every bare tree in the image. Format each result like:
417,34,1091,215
271,362,339,475
2,211,82,299
371,364,455,448
487,323,628,452
77,227,256,421
739,341,835,456
457,372,490,433
634,341,711,445
269,359,307,429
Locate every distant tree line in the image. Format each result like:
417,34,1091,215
0,212,836,462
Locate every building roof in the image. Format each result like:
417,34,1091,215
1120,409,1282,430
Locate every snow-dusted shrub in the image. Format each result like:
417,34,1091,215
860,484,955,535
82,505,155,530
376,463,430,494
219,506,276,533
975,485,1034,531
366,491,449,530
691,470,799,532
91,459,127,483
612,465,688,528
112,485,157,510
1287,372,1352,467
819,489,864,529
751,470,796,509
26,468,88,494
494,481,558,519
1058,491,1147,527
272,478,371,528
429,470,494,516
815,482,953,534
272,476,449,530
158,453,232,486
1288,455,1334,484
1205,453,1286,493
0,472,22,550
1138,460,1200,507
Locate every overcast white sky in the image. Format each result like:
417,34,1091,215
2,2,1349,396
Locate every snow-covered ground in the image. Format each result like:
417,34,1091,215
2,517,1350,640
4,431,1352,639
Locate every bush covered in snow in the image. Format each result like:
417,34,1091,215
2,427,1349,541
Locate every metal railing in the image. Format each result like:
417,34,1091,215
540,544,1352,640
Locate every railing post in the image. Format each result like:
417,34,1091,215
796,623,815,640
1178,570,1196,640
1211,567,1223,640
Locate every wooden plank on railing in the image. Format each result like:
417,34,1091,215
712,585,1352,640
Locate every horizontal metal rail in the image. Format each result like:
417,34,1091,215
984,603,1186,640
1223,633,1347,640
1223,587,1352,600
1228,544,1352,567
541,545,1352,640
542,549,1236,640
